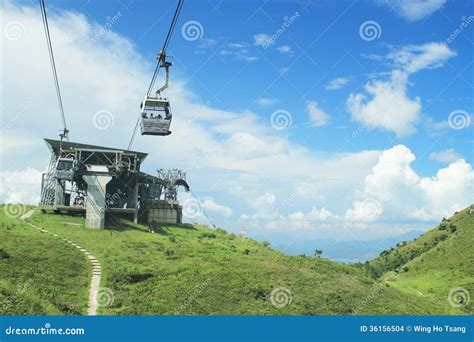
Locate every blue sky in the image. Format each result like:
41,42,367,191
51,0,473,167
1,0,473,260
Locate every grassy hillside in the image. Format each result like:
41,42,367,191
0,206,446,315
0,208,90,315
364,207,473,314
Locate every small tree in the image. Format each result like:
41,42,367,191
314,249,323,258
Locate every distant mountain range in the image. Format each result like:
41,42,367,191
271,230,425,262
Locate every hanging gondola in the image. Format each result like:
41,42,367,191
54,156,75,181
140,96,172,136
128,0,183,146
140,52,173,136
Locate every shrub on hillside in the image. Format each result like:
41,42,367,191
215,228,227,235
165,249,175,257
252,287,268,300
200,232,216,239
0,249,10,259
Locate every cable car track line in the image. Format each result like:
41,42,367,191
128,0,184,149
39,0,69,140
146,0,184,97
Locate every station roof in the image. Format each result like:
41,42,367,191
44,138,148,161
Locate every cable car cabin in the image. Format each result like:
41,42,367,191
140,97,172,136
55,157,75,181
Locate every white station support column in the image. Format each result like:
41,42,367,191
83,174,112,229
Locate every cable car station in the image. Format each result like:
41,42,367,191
40,139,188,229
37,0,190,229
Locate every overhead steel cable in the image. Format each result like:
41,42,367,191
189,189,217,229
39,0,69,141
127,117,140,150
128,0,184,150
146,0,184,97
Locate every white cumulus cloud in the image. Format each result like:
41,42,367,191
346,145,473,222
429,149,462,164
306,207,334,221
418,159,474,218
253,97,278,106
276,45,292,54
387,42,456,74
306,101,329,127
0,168,43,204
202,198,232,217
253,33,273,47
349,43,455,136
347,71,421,136
325,77,350,90
376,0,446,22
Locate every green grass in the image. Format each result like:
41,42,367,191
365,207,474,315
0,207,90,315
2,205,471,315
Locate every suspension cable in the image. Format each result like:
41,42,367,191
39,0,69,141
128,0,184,150
189,189,217,229
127,117,140,150
146,0,184,97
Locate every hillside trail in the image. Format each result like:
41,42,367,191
20,209,102,315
